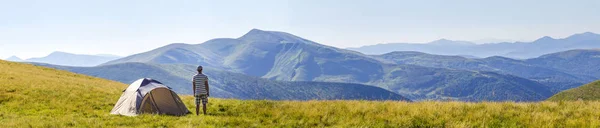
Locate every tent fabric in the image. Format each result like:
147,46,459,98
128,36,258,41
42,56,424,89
110,78,190,116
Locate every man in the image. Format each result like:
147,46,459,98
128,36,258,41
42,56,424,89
192,66,209,115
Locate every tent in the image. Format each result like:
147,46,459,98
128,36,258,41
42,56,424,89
110,78,190,116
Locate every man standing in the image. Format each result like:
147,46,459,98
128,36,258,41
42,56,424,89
193,66,209,115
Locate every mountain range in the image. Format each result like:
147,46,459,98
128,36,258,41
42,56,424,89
97,29,563,101
35,62,410,101
19,29,599,102
372,50,600,92
348,32,600,59
5,51,121,67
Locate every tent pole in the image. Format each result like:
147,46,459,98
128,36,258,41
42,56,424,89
137,91,144,112
170,91,184,114
149,91,161,114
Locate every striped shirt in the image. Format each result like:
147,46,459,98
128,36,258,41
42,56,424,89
193,74,209,95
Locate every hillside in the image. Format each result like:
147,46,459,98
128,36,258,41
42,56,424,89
349,32,600,59
371,66,553,101
374,51,592,92
36,62,410,101
0,59,126,127
99,29,554,101
26,51,121,67
526,49,600,79
547,81,600,101
44,62,554,101
2,60,600,127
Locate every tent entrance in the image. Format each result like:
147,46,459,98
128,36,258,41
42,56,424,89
138,88,188,115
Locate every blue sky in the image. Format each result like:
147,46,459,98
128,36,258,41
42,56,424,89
1,0,599,59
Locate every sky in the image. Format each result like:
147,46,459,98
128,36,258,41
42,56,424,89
1,0,600,59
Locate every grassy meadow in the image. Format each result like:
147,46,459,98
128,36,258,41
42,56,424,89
548,80,600,101
2,60,600,127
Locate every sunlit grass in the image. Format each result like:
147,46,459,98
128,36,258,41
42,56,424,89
548,80,600,101
2,60,600,127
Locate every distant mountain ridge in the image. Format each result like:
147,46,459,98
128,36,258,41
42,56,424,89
372,50,600,92
36,62,410,101
4,56,23,62
349,32,600,59
23,51,121,67
526,49,600,80
101,29,555,101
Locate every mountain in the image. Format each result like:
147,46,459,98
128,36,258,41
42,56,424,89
349,32,600,59
4,56,23,62
26,51,121,67
346,40,480,58
547,80,600,101
36,62,410,101
104,28,392,82
470,38,517,44
370,66,553,101
500,33,600,58
526,49,600,79
102,29,554,101
373,51,593,92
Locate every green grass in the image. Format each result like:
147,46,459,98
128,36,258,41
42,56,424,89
547,80,600,101
2,60,600,127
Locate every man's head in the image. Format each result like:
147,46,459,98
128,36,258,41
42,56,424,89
197,65,203,73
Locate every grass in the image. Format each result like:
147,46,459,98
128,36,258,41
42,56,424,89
2,60,600,127
547,80,600,101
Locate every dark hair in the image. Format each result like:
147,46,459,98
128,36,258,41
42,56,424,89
197,65,203,72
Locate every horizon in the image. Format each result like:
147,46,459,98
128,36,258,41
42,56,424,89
2,29,598,59
2,0,600,59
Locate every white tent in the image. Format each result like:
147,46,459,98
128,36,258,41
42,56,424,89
110,78,189,116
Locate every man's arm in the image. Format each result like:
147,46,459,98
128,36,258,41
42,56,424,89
192,78,196,95
205,80,209,96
